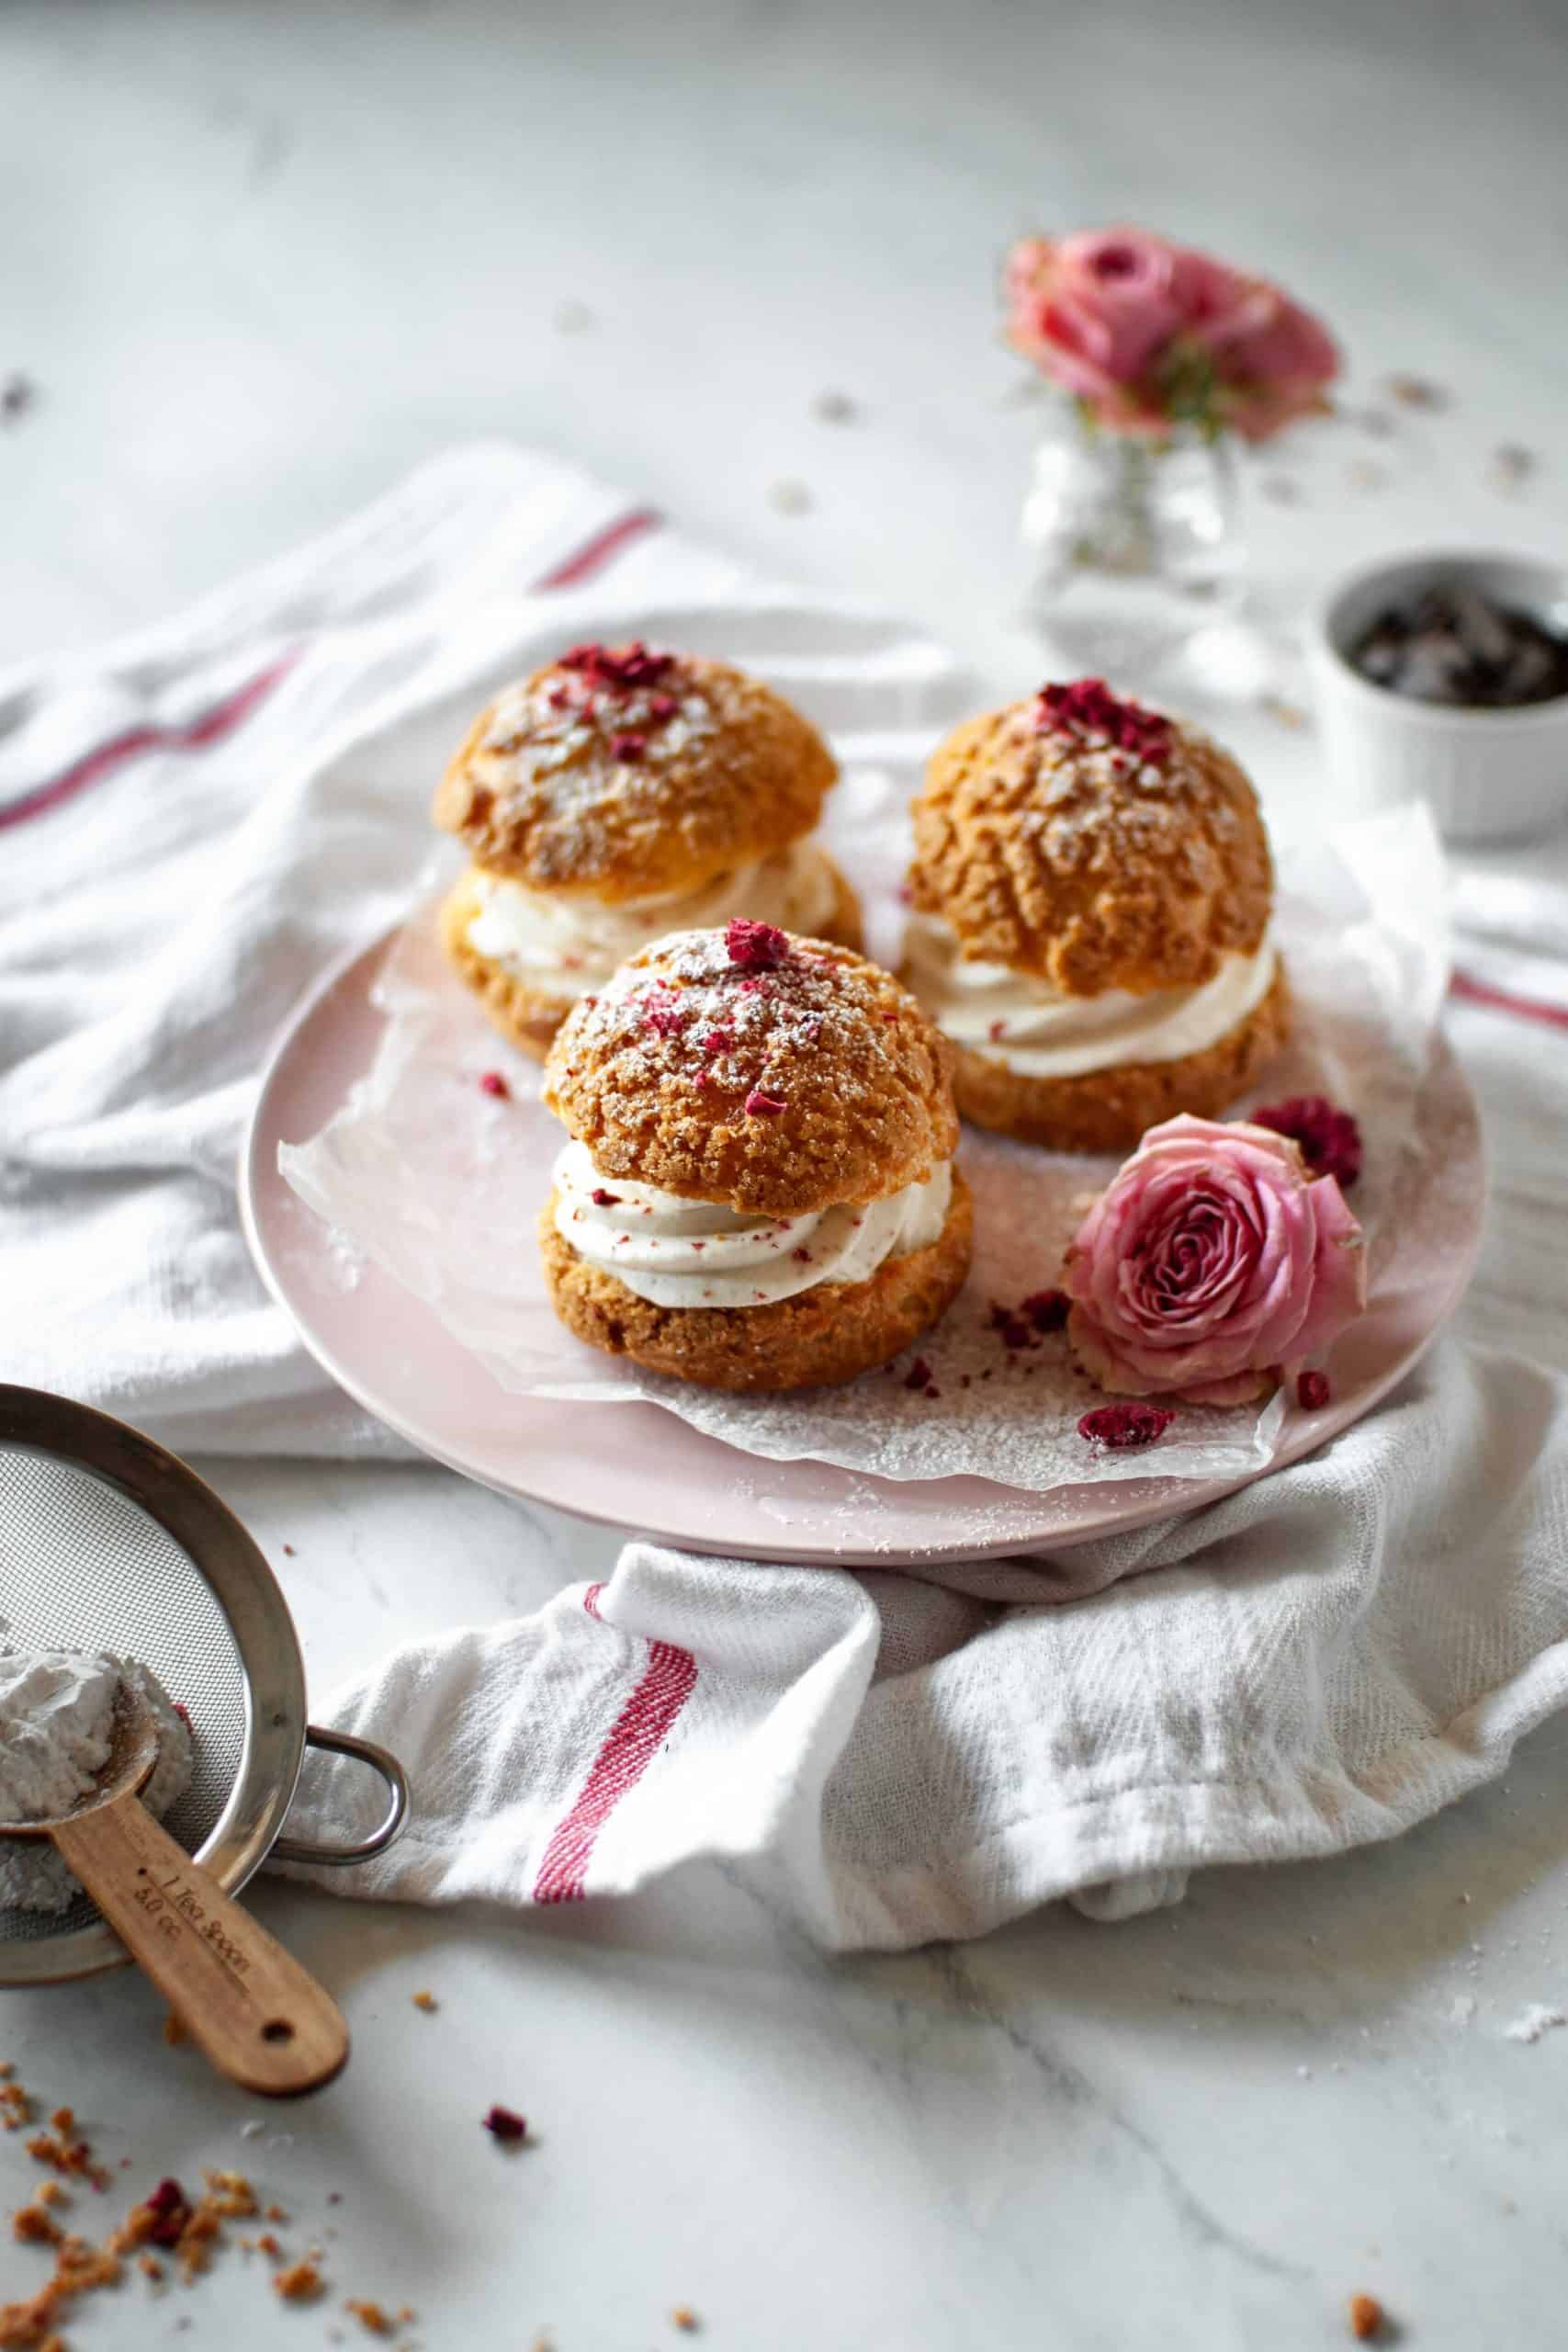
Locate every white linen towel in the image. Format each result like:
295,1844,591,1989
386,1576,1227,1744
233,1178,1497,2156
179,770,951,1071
283,1342,1568,1946
6,441,1568,1943
0,443,782,1453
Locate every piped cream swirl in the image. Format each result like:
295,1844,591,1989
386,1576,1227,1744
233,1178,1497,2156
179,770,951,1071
553,1139,952,1309
468,840,840,999
901,912,1277,1080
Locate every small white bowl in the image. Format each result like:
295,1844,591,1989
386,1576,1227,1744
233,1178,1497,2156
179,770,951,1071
1305,550,1568,845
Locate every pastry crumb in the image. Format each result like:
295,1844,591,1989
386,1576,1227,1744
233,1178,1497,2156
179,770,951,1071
344,2299,396,2335
0,2087,292,2346
411,1991,437,2014
1385,371,1445,410
205,2172,260,2220
1348,2290,1385,2340
25,2118,107,2190
671,2306,700,2332
274,2259,324,2303
12,2198,62,2245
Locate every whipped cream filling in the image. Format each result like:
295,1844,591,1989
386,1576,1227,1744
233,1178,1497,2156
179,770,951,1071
553,1139,952,1310
467,840,840,999
901,912,1278,1080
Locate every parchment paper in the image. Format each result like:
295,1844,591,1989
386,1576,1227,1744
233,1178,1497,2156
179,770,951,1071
281,791,1448,1487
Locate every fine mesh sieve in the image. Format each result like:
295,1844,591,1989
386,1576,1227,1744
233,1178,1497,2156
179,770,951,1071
0,1385,407,1987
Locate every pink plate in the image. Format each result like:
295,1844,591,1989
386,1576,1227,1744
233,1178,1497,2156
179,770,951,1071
241,930,1485,1566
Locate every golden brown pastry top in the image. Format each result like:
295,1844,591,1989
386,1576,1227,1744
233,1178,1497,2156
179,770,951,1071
908,681,1274,994
543,923,959,1217
433,644,837,903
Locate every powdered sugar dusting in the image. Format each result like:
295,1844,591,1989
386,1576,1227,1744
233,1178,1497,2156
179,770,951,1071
1504,2003,1565,2045
557,926,908,1107
475,650,718,880
1015,701,1242,863
0,1645,194,1913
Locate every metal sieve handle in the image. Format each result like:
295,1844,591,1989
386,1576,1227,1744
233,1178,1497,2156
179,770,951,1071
270,1726,410,1868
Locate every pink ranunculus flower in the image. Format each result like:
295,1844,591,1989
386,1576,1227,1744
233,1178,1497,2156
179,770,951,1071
1063,1114,1366,1408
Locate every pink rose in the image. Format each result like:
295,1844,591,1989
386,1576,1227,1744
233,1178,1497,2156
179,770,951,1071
1202,286,1339,441
1167,246,1261,339
1063,1115,1366,1407
1005,226,1188,424
1004,227,1339,443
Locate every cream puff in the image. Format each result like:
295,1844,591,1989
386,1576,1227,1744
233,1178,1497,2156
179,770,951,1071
434,642,862,1058
538,921,972,1390
902,678,1290,1153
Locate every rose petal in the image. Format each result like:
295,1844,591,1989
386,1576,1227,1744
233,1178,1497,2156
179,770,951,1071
1285,1177,1367,1362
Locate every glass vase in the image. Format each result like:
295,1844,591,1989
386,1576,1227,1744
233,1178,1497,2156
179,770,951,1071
1021,412,1245,681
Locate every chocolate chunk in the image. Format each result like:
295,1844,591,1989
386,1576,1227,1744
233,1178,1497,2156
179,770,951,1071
1349,581,1568,710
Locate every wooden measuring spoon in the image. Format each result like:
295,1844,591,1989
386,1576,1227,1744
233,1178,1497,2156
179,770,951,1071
0,1690,349,2096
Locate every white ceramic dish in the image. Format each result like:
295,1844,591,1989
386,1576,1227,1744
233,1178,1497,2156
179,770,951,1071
1306,549,1568,845
241,928,1486,1567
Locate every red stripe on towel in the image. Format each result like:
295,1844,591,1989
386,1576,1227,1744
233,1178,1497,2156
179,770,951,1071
1450,969,1568,1034
532,506,663,588
0,651,300,832
532,1581,698,1905
0,504,666,832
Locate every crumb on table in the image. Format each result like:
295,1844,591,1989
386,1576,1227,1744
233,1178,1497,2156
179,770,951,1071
205,2173,260,2221
273,2258,324,2303
344,2299,395,2335
1349,2290,1386,2340
25,2113,107,2190
12,2197,63,2245
0,2095,280,2346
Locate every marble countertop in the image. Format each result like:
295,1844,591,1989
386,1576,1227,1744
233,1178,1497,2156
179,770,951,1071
6,2,1568,2346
